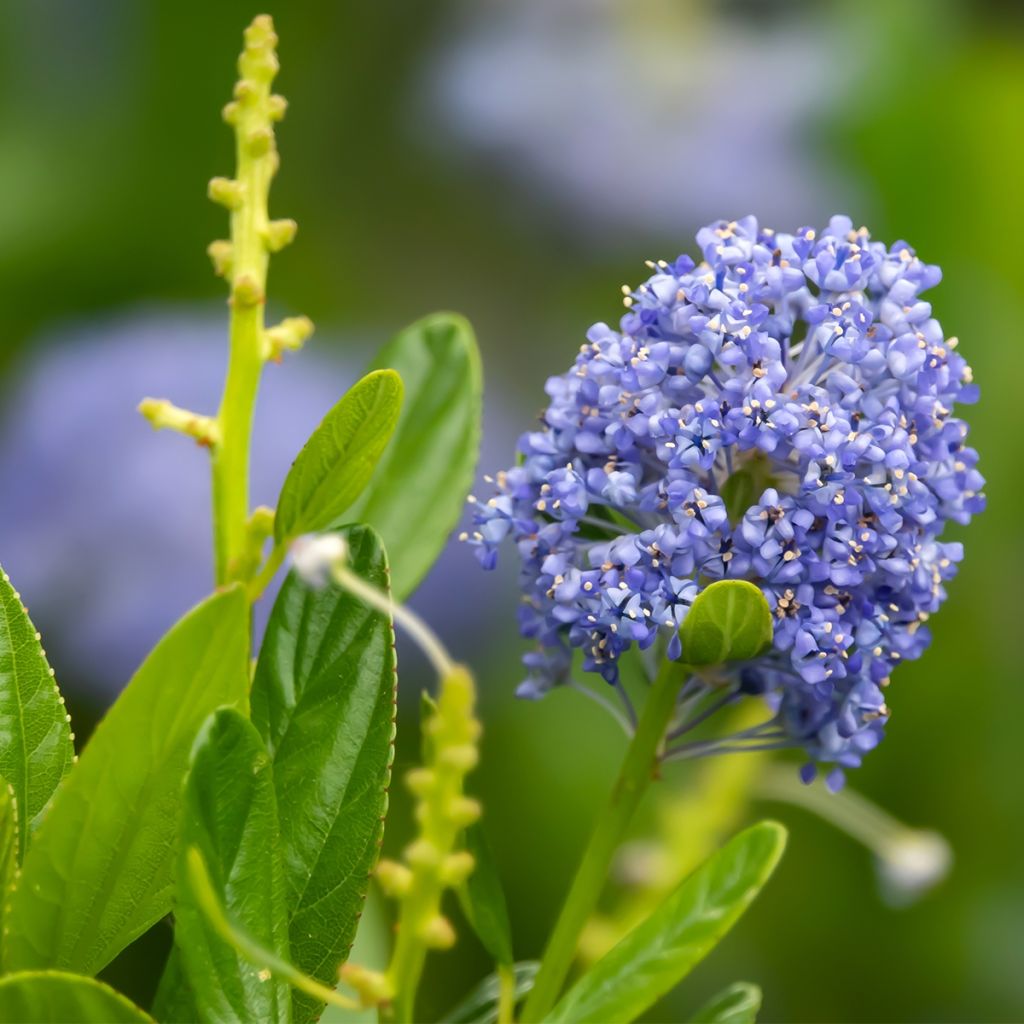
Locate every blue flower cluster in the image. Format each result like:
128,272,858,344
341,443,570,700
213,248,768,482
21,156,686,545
468,216,983,782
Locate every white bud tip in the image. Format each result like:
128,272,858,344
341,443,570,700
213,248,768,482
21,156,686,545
291,533,349,587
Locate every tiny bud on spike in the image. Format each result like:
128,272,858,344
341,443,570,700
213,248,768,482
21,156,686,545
231,273,263,306
440,850,475,885
263,218,297,253
267,94,288,120
339,964,392,1008
375,858,413,897
207,240,233,277
208,177,246,210
248,127,273,158
420,914,456,950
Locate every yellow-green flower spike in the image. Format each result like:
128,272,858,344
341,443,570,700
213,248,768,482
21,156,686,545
383,665,482,1020
208,14,310,585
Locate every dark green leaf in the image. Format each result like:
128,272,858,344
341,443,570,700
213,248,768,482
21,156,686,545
252,525,396,1023
458,821,514,967
3,587,249,975
544,821,787,1024
274,369,403,543
344,313,482,598
175,708,291,1024
0,566,73,859
690,981,762,1023
0,971,152,1022
680,581,773,667
440,963,539,1024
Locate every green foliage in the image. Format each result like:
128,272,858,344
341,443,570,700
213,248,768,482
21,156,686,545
251,525,396,1022
174,709,291,1024
440,963,540,1024
458,821,515,968
0,971,152,1023
680,581,773,667
0,781,17,942
0,566,73,860
3,587,249,976
274,369,404,543
690,982,763,1023
345,312,482,599
543,822,787,1024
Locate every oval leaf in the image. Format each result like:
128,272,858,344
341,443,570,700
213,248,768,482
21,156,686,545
0,566,73,859
344,312,482,599
251,525,396,1023
3,587,249,975
174,708,291,1024
690,981,762,1023
0,971,152,1022
544,821,787,1024
680,581,773,667
458,821,514,967
274,369,403,543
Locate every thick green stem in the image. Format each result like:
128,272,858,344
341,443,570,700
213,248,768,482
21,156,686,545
520,658,689,1022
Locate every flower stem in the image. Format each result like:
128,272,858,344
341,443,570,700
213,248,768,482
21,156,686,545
519,657,689,1022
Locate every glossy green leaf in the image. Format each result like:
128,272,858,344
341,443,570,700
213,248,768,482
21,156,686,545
175,708,291,1024
183,847,357,1015
544,821,787,1024
0,566,73,859
459,821,514,967
274,369,403,543
690,981,762,1023
680,581,773,667
252,525,396,1023
344,312,482,598
0,971,152,1022
440,963,540,1024
3,587,249,976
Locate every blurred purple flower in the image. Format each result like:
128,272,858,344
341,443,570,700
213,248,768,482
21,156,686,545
424,0,862,237
0,307,511,696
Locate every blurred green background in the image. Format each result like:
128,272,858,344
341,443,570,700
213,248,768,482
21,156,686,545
0,0,1020,1021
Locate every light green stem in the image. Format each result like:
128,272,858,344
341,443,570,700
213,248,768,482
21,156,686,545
520,657,688,1023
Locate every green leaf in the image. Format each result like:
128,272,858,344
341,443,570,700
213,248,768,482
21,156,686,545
3,587,249,976
458,821,514,967
0,971,152,1022
274,369,403,543
690,982,762,1023
0,779,17,940
440,963,540,1024
150,948,198,1024
344,312,482,599
680,580,773,667
544,821,787,1024
0,565,74,859
175,708,291,1024
251,525,396,1023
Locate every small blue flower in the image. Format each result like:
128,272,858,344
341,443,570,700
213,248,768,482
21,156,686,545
468,216,983,782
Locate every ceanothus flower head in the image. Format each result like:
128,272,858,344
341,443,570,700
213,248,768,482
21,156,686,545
467,216,984,785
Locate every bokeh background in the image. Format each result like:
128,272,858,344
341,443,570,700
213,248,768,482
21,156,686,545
0,1,1020,1021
